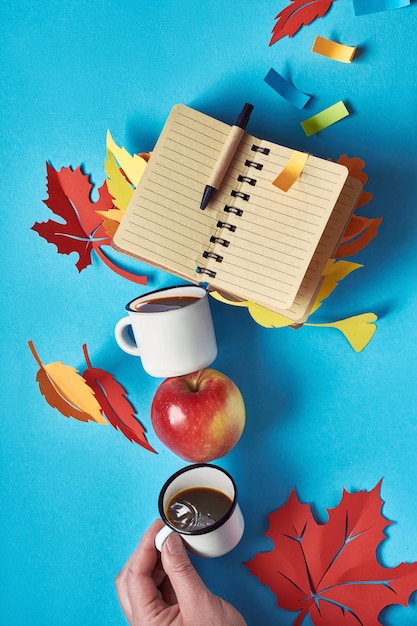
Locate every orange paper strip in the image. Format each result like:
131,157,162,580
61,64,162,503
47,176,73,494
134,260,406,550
312,36,357,63
272,150,309,191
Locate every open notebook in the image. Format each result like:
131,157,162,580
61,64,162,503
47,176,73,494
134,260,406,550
112,104,362,322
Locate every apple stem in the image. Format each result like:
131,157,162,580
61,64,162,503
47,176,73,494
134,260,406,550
192,369,205,392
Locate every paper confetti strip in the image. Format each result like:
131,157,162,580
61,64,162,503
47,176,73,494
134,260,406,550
353,0,409,15
312,36,357,62
264,68,311,109
272,150,309,191
301,101,349,136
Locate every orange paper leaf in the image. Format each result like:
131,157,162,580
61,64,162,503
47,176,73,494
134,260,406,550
28,341,107,425
336,215,383,258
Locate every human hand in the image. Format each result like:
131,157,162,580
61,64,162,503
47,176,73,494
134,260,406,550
115,519,247,626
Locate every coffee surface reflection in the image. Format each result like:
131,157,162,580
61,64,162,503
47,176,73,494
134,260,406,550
166,487,232,531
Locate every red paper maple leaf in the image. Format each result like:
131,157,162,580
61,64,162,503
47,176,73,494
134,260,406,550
32,163,147,283
270,0,335,45
245,482,417,625
32,163,113,272
81,344,156,453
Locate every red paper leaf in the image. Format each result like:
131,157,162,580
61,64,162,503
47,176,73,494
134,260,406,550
81,344,156,453
245,482,417,625
32,163,113,272
270,0,335,45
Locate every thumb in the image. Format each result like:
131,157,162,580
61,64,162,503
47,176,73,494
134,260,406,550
161,532,209,609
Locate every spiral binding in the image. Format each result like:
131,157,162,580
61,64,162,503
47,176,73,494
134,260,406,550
217,220,236,232
237,174,256,186
196,266,216,278
210,235,230,247
231,190,250,201
224,205,243,216
202,250,224,262
251,144,270,155
245,159,263,170
197,145,270,281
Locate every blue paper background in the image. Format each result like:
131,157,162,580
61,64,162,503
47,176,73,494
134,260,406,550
2,1,417,624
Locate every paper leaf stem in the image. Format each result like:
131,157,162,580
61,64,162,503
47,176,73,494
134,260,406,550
270,0,335,45
245,482,417,624
28,340,107,424
81,344,156,453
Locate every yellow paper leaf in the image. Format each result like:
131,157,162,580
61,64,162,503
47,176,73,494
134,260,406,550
306,313,378,352
310,258,363,315
28,341,107,424
210,292,294,328
105,131,147,211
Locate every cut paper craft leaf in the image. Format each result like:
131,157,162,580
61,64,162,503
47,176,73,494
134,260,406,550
336,154,373,208
28,340,107,424
33,163,147,284
270,0,335,45
96,208,124,238
245,481,417,625
210,262,378,351
312,35,357,63
264,68,311,109
306,313,378,352
81,344,156,453
335,214,383,257
353,0,410,15
301,101,349,136
105,131,148,212
210,259,362,325
308,258,363,316
272,151,309,191
334,154,382,256
32,164,113,272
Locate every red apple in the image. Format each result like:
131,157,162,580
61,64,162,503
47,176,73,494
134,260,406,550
150,368,246,462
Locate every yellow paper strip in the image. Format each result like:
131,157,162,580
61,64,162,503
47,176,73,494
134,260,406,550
312,36,357,63
301,101,349,136
272,150,309,192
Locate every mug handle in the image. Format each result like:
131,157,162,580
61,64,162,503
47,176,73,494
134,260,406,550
114,317,141,357
155,525,175,552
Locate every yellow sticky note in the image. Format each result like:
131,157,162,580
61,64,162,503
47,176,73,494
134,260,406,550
312,36,357,63
301,101,349,136
272,150,309,191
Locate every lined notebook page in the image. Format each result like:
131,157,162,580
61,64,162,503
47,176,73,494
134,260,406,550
262,176,362,321
113,105,232,282
113,104,353,315
204,135,349,309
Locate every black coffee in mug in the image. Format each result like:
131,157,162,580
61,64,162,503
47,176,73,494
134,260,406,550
166,487,232,532
135,295,200,313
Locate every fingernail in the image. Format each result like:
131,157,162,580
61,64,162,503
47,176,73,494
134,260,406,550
166,532,184,554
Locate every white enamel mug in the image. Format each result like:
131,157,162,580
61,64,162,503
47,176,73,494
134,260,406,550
114,285,217,378
155,464,244,558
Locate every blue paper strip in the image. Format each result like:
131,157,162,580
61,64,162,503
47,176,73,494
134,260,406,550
264,68,311,110
353,0,409,15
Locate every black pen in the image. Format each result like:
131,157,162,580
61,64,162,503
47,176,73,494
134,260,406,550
200,102,254,210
